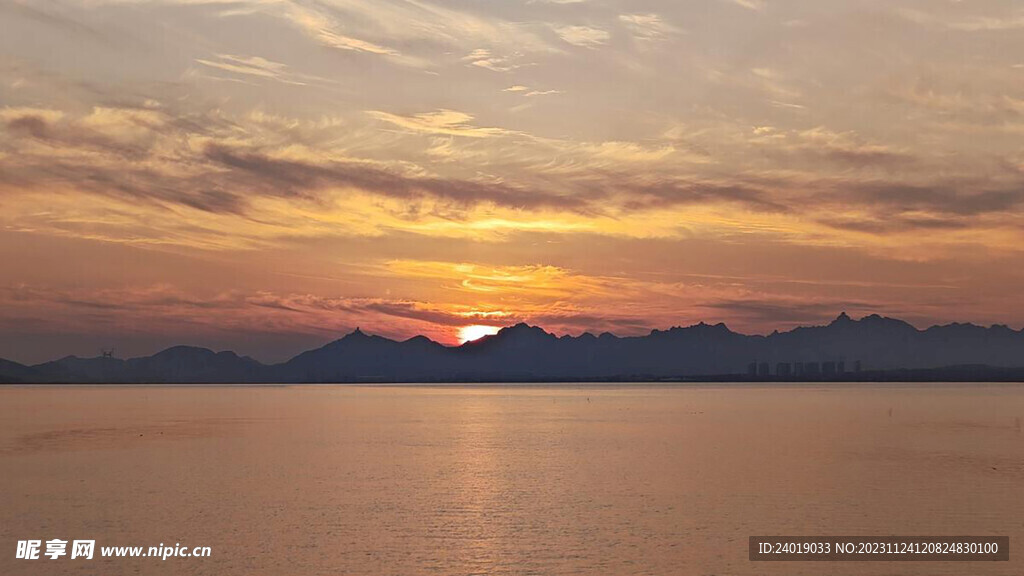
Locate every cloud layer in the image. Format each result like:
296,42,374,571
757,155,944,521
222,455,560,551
1,0,1023,362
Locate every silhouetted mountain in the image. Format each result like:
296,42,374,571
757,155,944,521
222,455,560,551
30,355,126,383
272,328,451,382
126,346,264,383
4,313,1024,383
25,346,264,383
0,358,38,383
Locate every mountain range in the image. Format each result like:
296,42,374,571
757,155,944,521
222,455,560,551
3,313,1024,383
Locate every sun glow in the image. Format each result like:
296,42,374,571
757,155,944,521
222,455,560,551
458,324,500,344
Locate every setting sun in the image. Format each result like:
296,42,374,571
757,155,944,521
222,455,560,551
458,325,500,344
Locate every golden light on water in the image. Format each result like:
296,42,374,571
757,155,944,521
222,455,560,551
458,325,500,344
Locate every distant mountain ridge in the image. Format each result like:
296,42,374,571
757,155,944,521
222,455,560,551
3,313,1024,383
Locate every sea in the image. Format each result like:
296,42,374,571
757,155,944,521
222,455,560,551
1,383,1022,575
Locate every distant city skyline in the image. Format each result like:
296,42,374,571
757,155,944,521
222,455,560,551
2,0,1023,363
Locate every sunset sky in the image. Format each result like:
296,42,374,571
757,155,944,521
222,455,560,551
2,0,1023,363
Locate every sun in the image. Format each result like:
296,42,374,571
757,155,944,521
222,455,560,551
458,324,500,344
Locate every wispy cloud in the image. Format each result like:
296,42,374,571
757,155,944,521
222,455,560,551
554,25,610,47
194,54,314,85
502,85,561,97
280,3,399,56
729,0,766,12
461,48,529,72
366,109,515,138
618,13,681,41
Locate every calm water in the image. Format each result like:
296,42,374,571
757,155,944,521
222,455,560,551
1,384,1022,575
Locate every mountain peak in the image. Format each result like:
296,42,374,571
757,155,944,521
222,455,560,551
831,311,853,325
489,322,556,343
344,327,369,340
152,345,217,359
502,322,546,334
656,322,735,338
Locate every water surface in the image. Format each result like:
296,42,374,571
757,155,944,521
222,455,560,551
1,384,1022,575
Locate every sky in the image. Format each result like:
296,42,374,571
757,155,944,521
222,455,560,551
1,0,1023,363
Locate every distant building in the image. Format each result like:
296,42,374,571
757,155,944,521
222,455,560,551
804,362,820,377
776,362,792,378
748,362,758,377
758,362,770,378
837,360,846,374
854,360,862,373
822,361,837,377
793,362,804,377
